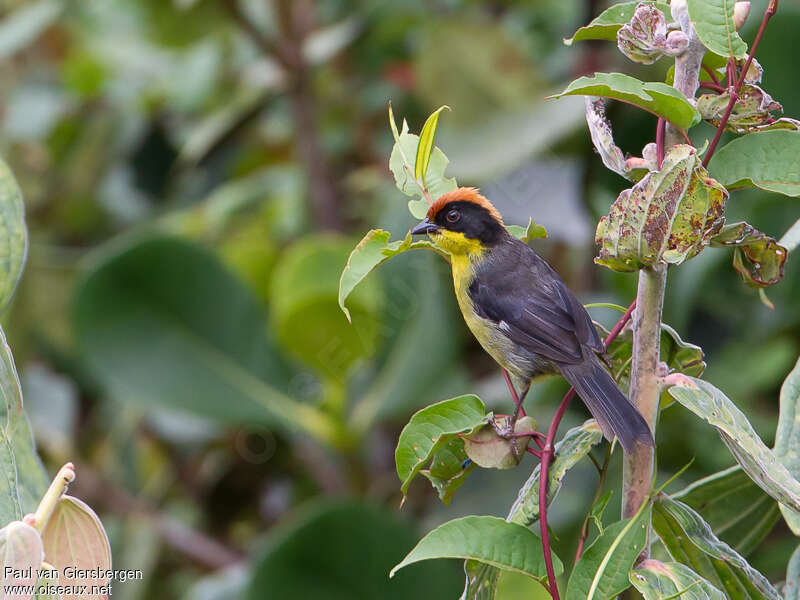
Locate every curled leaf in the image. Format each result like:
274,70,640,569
698,84,799,134
710,222,786,287
617,3,684,64
564,2,671,45
415,105,449,181
463,416,537,470
585,98,628,179
0,521,43,600
595,145,727,272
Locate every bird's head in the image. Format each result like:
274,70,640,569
410,187,507,256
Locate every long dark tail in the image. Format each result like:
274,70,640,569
559,355,653,453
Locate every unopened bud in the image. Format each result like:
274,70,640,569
733,2,751,29
665,30,689,55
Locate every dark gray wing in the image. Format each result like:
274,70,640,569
468,240,604,365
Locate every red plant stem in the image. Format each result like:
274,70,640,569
502,367,526,417
703,1,778,167
655,118,666,168
698,81,725,93
702,64,721,85
537,299,637,598
527,447,542,459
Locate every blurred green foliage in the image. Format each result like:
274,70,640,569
1,0,798,598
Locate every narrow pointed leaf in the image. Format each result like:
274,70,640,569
775,357,800,535
391,516,561,580
673,466,780,556
508,420,603,526
395,395,487,497
338,230,437,321
564,2,671,45
668,377,800,520
653,496,780,599
630,559,726,600
707,130,800,196
41,496,111,600
566,508,651,600
415,106,449,181
550,73,701,130
687,0,748,58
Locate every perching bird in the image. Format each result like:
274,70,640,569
411,187,653,453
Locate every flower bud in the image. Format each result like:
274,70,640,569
733,2,751,30
665,30,689,55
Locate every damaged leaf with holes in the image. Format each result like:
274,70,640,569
698,84,800,134
595,145,727,272
710,222,787,287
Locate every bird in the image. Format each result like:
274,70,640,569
410,187,653,453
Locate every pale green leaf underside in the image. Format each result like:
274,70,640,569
0,159,27,309
391,516,562,580
630,559,726,600
775,357,800,534
708,131,800,197
550,72,701,131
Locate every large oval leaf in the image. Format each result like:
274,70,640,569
73,235,339,445
564,2,671,45
391,516,561,580
652,496,780,599
630,559,726,600
668,377,800,519
708,130,800,196
41,496,110,600
0,521,43,600
673,466,779,556
775,356,800,534
248,501,461,600
566,508,651,600
550,73,701,131
687,0,748,58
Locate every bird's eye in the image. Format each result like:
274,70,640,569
446,209,460,223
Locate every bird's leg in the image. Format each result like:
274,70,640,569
511,381,531,426
501,368,526,419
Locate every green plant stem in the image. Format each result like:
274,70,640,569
31,463,75,532
622,264,666,522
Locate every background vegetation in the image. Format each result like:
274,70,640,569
1,0,798,597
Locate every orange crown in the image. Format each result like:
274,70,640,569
427,187,503,224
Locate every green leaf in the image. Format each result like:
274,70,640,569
73,235,341,446
786,544,800,600
668,378,800,520
507,419,604,527
564,2,671,45
391,516,561,580
462,560,501,600
415,105,449,181
271,235,383,376
0,521,43,593
775,357,800,535
707,130,800,196
0,325,47,523
507,218,548,244
550,73,701,131
388,110,457,216
687,0,748,59
710,222,787,287
395,395,487,497
421,436,476,505
595,144,726,272
0,159,27,310
42,496,111,598
630,559,726,600
248,501,462,600
652,496,780,599
566,508,652,600
338,230,438,322
673,466,780,556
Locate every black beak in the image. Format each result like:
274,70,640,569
411,218,439,235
